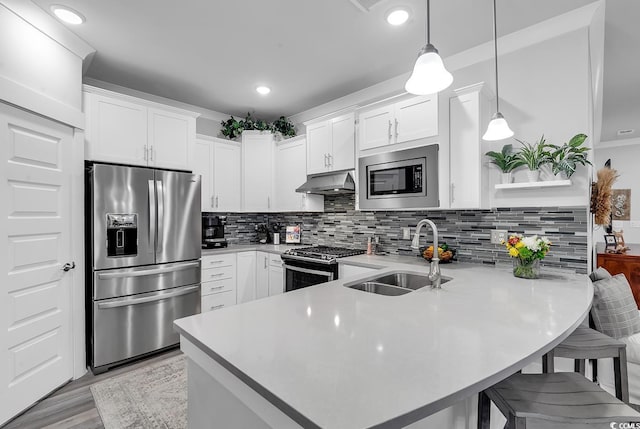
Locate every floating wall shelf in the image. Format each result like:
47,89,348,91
495,179,572,190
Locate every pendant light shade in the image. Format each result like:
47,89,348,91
482,112,514,141
405,44,453,95
405,0,452,95
482,0,514,141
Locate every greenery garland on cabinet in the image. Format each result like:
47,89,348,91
220,113,296,140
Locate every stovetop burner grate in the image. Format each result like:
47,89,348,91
283,246,366,261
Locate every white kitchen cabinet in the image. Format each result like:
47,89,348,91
242,131,274,212
306,112,355,175
147,107,193,170
274,136,323,212
448,83,491,209
201,253,237,312
237,251,284,303
268,254,284,296
84,92,147,165
358,95,438,151
236,251,257,304
256,252,270,299
195,135,241,212
84,86,197,171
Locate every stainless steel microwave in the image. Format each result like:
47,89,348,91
358,144,439,210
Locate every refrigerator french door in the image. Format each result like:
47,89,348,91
87,163,201,373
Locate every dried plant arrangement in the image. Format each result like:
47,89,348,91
590,167,619,225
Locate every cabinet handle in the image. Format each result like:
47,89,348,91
211,196,215,208
209,273,225,278
451,183,455,203
394,119,399,141
150,146,154,161
209,260,225,264
328,153,333,167
144,145,148,161
264,256,268,269
215,196,219,208
211,304,225,310
267,196,270,209
324,153,328,167
388,120,392,142
209,284,225,290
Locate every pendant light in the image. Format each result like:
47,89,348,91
482,0,514,141
404,0,453,95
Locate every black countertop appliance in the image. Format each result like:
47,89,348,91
202,214,228,248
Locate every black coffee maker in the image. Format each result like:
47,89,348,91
202,214,227,248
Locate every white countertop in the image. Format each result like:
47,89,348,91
201,243,302,256
175,257,592,428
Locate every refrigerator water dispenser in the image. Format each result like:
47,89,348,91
106,213,138,257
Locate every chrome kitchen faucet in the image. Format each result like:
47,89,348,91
411,219,442,289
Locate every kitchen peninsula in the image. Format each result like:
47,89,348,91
174,259,592,428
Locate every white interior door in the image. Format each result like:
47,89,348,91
0,103,74,425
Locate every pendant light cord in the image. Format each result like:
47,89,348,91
492,0,500,112
426,0,430,45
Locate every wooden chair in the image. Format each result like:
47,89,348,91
478,372,640,429
542,325,629,402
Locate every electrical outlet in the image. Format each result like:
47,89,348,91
491,230,508,244
402,227,411,240
631,221,640,228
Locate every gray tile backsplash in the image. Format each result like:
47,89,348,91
210,194,588,273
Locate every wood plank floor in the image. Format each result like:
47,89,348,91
2,348,182,429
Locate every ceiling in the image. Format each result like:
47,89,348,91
31,0,640,141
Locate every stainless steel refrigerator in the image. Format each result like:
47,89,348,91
86,163,201,373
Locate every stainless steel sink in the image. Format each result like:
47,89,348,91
344,270,451,296
347,282,412,296
370,272,450,290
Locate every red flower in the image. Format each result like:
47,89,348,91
508,236,520,246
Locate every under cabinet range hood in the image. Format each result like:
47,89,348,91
296,170,355,195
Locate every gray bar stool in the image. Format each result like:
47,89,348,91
478,372,640,429
541,325,629,402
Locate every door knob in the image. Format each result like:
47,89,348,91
62,262,76,272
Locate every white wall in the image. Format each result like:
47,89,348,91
594,140,640,244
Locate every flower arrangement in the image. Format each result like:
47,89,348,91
502,234,551,279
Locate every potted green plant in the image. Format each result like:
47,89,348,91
515,135,551,182
271,116,296,138
220,113,296,140
485,144,525,184
548,133,591,179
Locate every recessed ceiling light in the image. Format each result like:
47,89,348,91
51,5,85,25
256,86,271,95
386,8,409,26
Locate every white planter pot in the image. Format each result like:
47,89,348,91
500,172,513,184
526,170,540,182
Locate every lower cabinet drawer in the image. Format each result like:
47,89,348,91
201,290,236,313
201,277,235,295
202,253,236,268
202,265,235,282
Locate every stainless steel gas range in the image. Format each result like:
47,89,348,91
281,246,365,292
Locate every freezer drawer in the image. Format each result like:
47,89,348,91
92,284,200,370
94,260,201,300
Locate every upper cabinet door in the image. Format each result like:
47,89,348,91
85,93,147,166
194,138,214,211
394,95,438,144
148,108,194,171
358,105,393,151
275,138,307,211
330,113,355,171
306,122,331,175
213,141,241,212
242,132,274,212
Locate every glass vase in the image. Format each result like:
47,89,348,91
513,258,540,279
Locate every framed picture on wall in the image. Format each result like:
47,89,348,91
285,225,301,244
604,234,617,249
